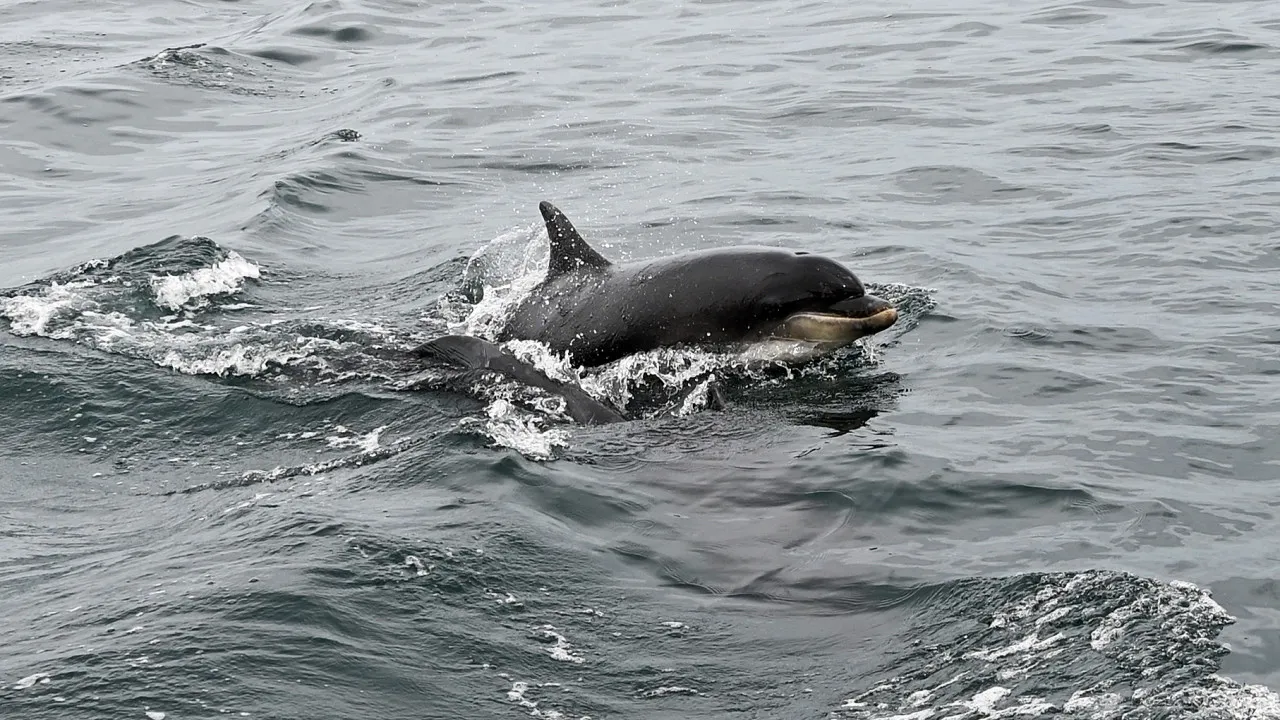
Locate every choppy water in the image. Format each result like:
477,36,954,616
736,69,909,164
3,0,1280,717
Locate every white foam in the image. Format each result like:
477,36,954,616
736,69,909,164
1171,579,1230,616
868,686,1052,719
1,280,96,337
868,711,932,720
906,690,933,706
150,251,261,311
538,625,585,664
989,697,1054,717
508,681,536,708
471,326,875,439
1090,604,1137,650
1062,691,1122,713
0,258,338,381
965,632,1064,661
485,590,522,606
404,556,430,577
235,434,416,487
737,338,831,365
326,425,387,453
466,398,569,460
965,687,1011,713
837,572,1269,720
156,341,309,377
14,672,50,689
505,680,589,719
1181,677,1280,717
675,374,716,416
641,686,699,697
1035,606,1072,627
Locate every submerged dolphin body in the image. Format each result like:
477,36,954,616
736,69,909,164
418,201,898,424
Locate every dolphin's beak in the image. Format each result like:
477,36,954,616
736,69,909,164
828,293,896,322
770,294,898,345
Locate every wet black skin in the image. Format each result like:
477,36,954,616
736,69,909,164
497,202,892,368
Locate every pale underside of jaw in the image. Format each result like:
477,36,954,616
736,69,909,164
768,308,899,344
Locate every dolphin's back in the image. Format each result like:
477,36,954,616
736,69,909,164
499,247,826,367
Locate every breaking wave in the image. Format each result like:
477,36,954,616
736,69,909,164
0,236,408,384
836,570,1279,719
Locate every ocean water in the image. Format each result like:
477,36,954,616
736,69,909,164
3,0,1280,718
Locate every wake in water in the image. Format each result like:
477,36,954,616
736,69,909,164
0,226,935,459
2,236,301,377
0,235,420,386
0,236,439,488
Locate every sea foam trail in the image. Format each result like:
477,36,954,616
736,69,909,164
0,238,319,379
149,251,261,311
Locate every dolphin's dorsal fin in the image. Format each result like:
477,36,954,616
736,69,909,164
539,201,612,277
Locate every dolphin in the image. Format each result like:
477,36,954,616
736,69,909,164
417,201,898,424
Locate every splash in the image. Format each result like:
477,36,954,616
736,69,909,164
155,339,316,378
149,251,261,311
460,398,570,461
1,280,97,338
0,237,390,382
439,223,549,339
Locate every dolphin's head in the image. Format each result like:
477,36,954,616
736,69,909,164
753,251,898,347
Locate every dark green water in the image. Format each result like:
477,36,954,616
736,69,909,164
3,1,1280,718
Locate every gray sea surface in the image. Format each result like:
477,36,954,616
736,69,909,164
3,0,1280,718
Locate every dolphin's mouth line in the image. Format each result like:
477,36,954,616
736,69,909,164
767,293,899,345
770,308,899,344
